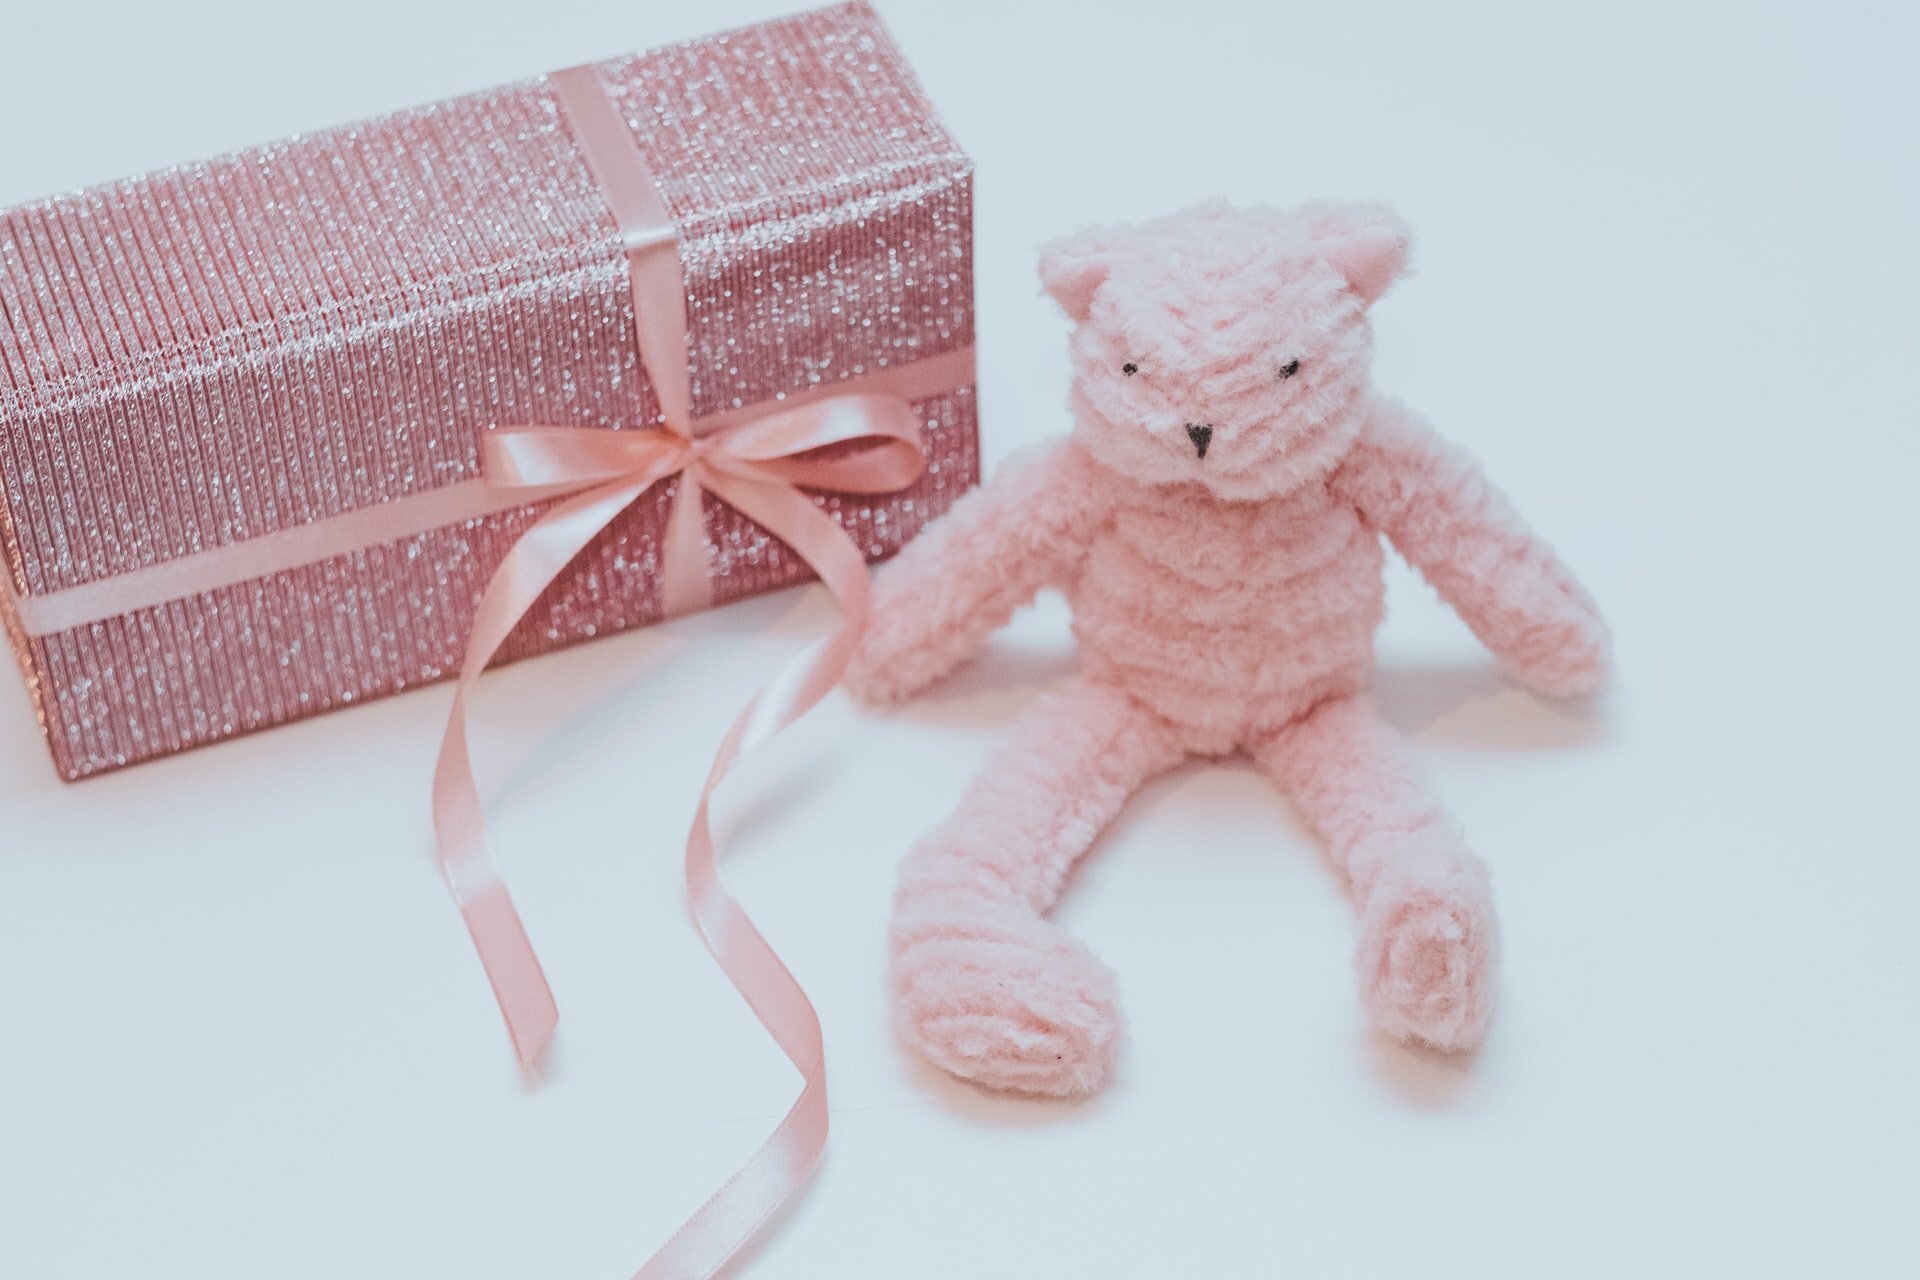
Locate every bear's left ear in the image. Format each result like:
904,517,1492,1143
1309,206,1412,306
1038,227,1125,321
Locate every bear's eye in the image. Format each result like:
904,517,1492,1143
1277,359,1301,380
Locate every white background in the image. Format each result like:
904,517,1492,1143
3,1,1916,1276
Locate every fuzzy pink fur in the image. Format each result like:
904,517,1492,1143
848,201,1609,1096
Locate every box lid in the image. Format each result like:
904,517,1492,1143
0,1,973,601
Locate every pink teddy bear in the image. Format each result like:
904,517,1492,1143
846,201,1610,1096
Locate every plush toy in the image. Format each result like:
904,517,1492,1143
845,201,1610,1096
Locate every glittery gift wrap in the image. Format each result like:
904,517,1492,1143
0,1,976,779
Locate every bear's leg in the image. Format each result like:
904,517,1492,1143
1251,694,1498,1053
890,676,1187,1096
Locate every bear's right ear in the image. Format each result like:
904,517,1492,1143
1303,205,1412,307
1038,228,1123,321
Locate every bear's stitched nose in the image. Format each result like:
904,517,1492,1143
1185,423,1213,459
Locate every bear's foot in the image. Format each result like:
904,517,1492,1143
1355,847,1498,1053
890,906,1120,1097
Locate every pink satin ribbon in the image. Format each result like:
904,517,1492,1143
434,397,923,1064
426,63,935,1277
0,347,968,640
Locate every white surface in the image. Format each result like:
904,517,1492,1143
3,1,1917,1276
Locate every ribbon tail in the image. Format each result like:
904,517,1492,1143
433,473,656,1064
633,475,869,1279
433,696,559,1065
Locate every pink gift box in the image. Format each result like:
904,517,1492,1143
0,1,977,779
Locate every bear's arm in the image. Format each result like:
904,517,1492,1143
843,438,1104,705
1331,397,1611,699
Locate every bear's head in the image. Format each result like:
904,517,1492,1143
1040,201,1410,501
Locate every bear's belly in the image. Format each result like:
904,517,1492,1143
1067,488,1383,750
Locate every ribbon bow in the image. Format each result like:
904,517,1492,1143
487,394,926,623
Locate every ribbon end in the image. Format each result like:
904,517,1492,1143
460,881,562,1065
510,1000,561,1067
